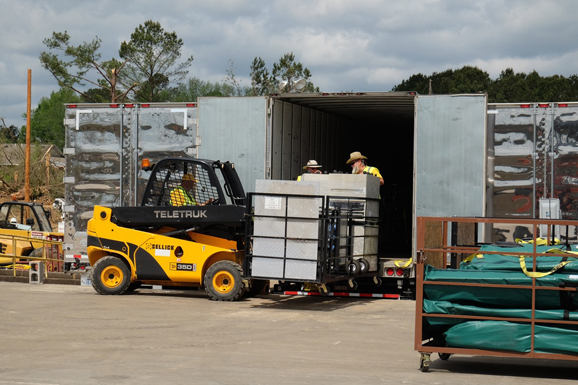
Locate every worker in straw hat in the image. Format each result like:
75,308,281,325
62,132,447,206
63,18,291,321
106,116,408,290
170,173,199,206
346,151,384,186
297,160,323,181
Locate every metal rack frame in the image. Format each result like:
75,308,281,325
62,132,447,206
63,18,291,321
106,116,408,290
414,216,578,372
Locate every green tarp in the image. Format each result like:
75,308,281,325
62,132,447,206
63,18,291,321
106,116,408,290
423,265,578,310
442,321,578,355
421,242,578,355
460,244,578,272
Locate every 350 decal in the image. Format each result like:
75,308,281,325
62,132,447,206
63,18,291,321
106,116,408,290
170,263,196,272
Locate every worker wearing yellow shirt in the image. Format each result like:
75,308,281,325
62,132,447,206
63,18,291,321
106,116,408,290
346,151,384,186
170,173,198,206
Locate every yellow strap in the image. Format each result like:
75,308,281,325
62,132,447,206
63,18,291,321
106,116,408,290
395,257,412,268
516,237,561,245
519,256,573,278
3,264,30,270
462,253,484,263
545,248,578,256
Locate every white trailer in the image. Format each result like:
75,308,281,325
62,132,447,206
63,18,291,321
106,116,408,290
63,95,578,295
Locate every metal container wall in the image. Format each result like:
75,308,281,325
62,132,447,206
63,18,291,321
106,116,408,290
489,103,578,219
63,103,197,262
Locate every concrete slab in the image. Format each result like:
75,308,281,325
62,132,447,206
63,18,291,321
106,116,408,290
0,282,576,384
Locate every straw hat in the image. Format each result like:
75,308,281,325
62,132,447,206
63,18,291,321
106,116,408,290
346,151,367,164
303,160,322,169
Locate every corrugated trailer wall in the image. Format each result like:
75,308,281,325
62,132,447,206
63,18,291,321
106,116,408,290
271,99,348,181
197,97,269,192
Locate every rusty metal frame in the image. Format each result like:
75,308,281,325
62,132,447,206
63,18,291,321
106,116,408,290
414,216,578,368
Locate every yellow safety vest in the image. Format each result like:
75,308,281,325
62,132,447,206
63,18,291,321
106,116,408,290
170,186,197,206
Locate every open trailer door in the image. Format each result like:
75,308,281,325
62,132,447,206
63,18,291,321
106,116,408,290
413,94,488,264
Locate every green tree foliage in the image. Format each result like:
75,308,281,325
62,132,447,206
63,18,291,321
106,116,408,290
392,66,492,95
250,57,274,96
250,52,319,95
39,32,133,102
0,118,19,143
171,60,250,101
393,66,578,102
29,88,80,150
171,77,238,101
119,20,194,102
222,60,250,97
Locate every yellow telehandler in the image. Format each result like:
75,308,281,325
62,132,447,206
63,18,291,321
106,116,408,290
87,157,257,300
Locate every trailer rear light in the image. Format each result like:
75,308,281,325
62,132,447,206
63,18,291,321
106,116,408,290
186,103,197,107
558,103,568,107
67,104,77,108
538,103,549,108
396,268,404,276
520,104,531,108
386,268,394,276
124,104,134,108
141,104,150,108
109,104,119,108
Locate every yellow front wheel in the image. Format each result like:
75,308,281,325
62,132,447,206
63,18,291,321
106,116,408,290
204,260,244,301
92,256,131,295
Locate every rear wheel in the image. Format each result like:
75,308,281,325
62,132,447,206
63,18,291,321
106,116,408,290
438,353,451,360
91,256,131,295
204,260,245,301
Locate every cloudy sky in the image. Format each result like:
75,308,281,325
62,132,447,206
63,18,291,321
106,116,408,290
1,0,578,127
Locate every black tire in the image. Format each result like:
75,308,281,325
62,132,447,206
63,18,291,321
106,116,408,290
242,279,268,298
420,361,429,372
348,280,359,291
358,258,370,273
318,285,331,296
204,260,245,301
438,353,451,361
346,260,361,275
91,256,131,295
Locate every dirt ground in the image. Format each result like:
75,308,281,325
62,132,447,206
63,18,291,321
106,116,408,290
2,282,577,385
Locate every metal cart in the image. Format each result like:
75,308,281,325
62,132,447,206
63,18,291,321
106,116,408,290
244,192,381,294
415,216,578,372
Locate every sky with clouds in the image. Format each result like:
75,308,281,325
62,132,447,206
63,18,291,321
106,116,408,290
1,0,578,127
